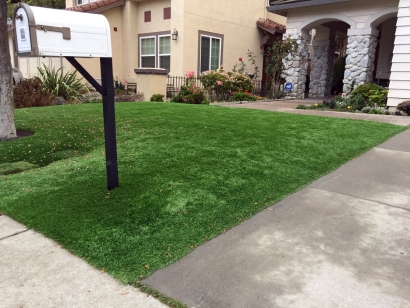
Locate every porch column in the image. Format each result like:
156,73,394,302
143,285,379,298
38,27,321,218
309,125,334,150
283,33,310,99
309,40,335,97
343,28,379,93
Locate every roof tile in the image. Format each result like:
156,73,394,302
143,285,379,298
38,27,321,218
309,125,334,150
67,0,123,13
257,18,286,32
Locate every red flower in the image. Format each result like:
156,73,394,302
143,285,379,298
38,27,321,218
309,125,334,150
239,57,243,61
322,100,326,104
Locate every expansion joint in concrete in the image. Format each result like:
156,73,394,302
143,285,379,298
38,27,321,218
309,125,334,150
0,229,29,241
309,187,410,213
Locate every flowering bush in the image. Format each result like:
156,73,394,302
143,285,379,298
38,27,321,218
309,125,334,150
232,51,260,80
172,71,206,104
200,67,254,101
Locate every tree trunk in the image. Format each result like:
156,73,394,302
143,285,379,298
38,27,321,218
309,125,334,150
0,1,17,141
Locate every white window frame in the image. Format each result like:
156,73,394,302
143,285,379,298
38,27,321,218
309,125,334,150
140,36,156,68
77,0,97,5
158,35,171,70
200,34,222,72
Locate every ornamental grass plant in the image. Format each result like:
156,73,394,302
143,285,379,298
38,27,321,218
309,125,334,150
38,64,86,102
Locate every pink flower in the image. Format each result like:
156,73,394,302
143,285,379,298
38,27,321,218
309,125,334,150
193,89,197,93
217,81,222,86
186,70,195,78
239,57,243,61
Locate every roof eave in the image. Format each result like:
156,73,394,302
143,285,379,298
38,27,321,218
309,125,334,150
267,0,351,13
66,0,125,14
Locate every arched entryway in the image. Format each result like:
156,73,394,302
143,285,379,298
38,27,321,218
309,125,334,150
283,14,355,98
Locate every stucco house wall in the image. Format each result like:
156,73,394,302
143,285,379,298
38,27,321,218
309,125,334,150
179,0,266,76
63,0,281,84
10,0,285,96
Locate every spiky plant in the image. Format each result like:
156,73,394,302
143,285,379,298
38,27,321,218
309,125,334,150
38,64,86,102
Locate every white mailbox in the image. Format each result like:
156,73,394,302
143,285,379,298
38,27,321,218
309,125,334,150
13,3,112,58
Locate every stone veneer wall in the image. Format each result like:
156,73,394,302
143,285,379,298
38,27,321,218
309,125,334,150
343,35,377,93
309,44,335,97
283,34,309,99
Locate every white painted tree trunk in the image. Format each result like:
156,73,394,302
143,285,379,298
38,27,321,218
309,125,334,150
0,1,17,141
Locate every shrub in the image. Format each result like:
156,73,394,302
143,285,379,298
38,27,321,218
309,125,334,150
172,85,206,104
348,94,366,111
38,64,86,102
369,107,385,114
172,71,206,104
309,103,327,109
323,97,336,109
264,37,299,99
295,104,308,109
13,77,53,108
335,97,349,110
351,83,385,102
200,68,254,101
230,91,256,102
368,88,388,107
397,101,410,116
150,94,164,102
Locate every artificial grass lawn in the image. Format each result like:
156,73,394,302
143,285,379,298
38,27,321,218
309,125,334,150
0,103,406,283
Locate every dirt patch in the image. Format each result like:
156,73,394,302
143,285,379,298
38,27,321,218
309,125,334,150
17,130,35,138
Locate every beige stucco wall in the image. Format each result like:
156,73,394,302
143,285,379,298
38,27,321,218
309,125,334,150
75,6,124,82
135,70,168,99
60,0,282,97
173,0,269,77
266,12,287,26
76,0,171,84
66,0,75,8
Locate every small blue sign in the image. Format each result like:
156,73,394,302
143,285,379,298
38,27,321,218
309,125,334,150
285,82,293,91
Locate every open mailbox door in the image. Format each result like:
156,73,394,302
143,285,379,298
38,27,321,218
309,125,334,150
13,4,119,190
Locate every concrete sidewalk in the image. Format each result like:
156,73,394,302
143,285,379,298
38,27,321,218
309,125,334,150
143,129,410,307
0,216,167,308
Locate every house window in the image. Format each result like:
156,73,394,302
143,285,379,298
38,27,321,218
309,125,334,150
76,0,97,5
140,37,156,68
159,35,171,70
139,32,171,70
164,7,171,20
199,33,223,73
144,11,151,23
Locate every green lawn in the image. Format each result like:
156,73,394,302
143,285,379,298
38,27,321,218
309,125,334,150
0,103,406,284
